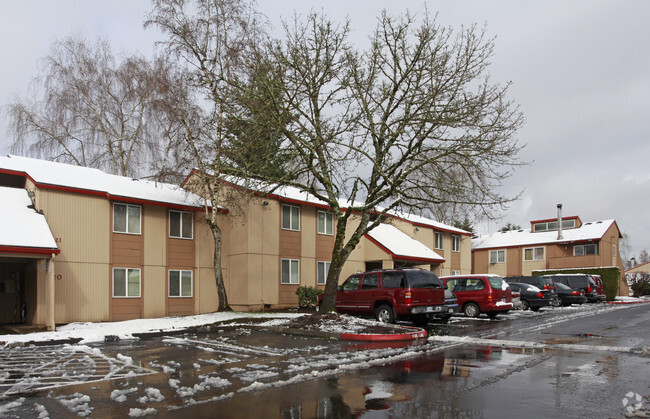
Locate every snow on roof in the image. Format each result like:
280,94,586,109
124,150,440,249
472,219,617,250
0,186,58,251
366,223,444,263
0,155,204,208
388,210,472,235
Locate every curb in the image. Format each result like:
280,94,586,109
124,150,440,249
341,326,428,341
607,300,650,305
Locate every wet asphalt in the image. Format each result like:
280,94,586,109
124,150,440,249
1,303,649,418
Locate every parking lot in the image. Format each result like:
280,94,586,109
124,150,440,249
1,302,649,417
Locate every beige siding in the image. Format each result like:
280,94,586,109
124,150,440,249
144,206,167,266
143,265,166,318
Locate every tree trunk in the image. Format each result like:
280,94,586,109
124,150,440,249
207,217,230,311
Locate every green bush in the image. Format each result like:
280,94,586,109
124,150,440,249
296,286,324,308
533,267,620,301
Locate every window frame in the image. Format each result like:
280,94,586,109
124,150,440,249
168,269,193,298
317,261,330,285
281,204,300,231
451,235,461,252
169,210,194,239
317,211,334,235
113,203,141,235
434,232,444,250
112,267,141,298
489,249,506,264
574,243,598,256
281,259,300,284
524,246,545,261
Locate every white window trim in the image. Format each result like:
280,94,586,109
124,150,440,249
281,204,300,231
317,211,334,235
317,261,330,285
489,249,506,264
113,203,141,235
281,259,300,285
452,235,461,252
434,232,444,250
451,270,461,276
169,210,194,239
524,246,545,261
168,269,193,298
112,267,141,298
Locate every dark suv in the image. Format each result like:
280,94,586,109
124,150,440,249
321,269,454,325
548,274,599,303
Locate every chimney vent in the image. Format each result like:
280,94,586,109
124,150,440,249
557,203,563,240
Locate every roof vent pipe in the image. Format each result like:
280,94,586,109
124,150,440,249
557,203,563,240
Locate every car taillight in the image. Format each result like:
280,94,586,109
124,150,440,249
405,292,412,304
487,294,493,300
543,285,550,290
537,292,545,298
571,291,580,295
587,286,592,293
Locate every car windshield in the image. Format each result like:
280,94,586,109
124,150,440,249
488,276,507,290
407,271,442,288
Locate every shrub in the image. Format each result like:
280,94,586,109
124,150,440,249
296,286,323,308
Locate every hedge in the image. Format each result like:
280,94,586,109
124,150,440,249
532,266,620,301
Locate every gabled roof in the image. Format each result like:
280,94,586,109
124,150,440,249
366,223,444,264
0,186,59,254
0,155,204,210
207,173,466,234
472,219,620,250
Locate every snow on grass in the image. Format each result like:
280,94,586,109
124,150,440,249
0,311,306,346
0,397,25,416
137,387,165,404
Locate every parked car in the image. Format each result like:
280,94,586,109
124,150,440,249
509,288,523,311
440,275,513,319
554,282,587,306
504,275,559,306
549,274,599,303
319,269,454,325
507,283,553,311
590,274,607,302
441,289,460,322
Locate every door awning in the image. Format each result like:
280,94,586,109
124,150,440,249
366,223,444,264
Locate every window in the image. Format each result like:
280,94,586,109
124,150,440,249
490,249,506,264
317,211,334,235
382,271,405,288
361,273,379,289
451,270,461,276
169,270,193,297
282,205,300,231
452,235,460,252
574,243,598,256
317,261,330,285
342,275,360,291
170,210,193,239
434,232,444,250
281,259,300,284
533,219,576,232
112,268,141,297
113,203,141,234
524,247,545,261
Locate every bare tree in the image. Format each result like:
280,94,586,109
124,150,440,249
146,0,273,311
6,35,193,182
246,11,525,312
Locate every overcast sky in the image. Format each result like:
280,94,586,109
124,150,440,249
1,1,649,258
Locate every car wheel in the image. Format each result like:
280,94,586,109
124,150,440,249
375,304,395,323
463,302,480,318
520,300,530,311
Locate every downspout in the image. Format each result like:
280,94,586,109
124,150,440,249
46,254,56,331
557,204,563,240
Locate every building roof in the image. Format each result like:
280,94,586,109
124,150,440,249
211,174,467,234
0,155,204,210
0,186,59,254
366,223,445,263
472,219,619,250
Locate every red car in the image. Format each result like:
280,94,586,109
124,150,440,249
590,274,607,302
440,275,513,319
319,269,453,325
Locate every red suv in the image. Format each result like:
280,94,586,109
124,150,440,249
440,275,513,319
320,269,453,325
